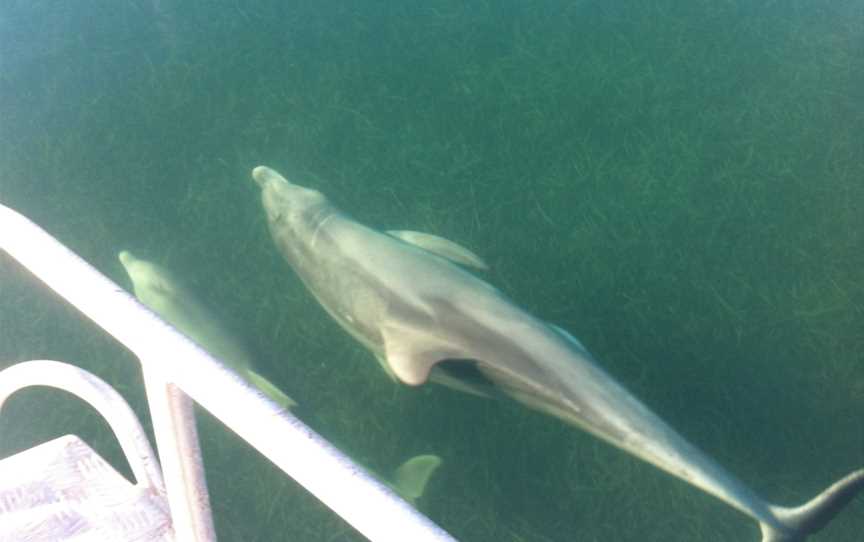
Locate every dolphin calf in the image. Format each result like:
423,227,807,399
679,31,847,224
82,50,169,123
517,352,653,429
118,250,296,410
250,165,863,541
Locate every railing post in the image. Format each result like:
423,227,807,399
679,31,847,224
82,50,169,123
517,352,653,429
142,368,217,542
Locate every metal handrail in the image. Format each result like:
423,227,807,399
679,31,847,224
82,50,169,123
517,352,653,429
0,360,166,497
0,360,174,540
0,202,457,542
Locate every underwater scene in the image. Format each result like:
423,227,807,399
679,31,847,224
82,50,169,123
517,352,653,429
1,1,862,541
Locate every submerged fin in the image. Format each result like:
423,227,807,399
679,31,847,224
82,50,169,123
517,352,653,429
429,360,496,399
244,369,297,410
760,469,864,541
390,454,443,504
387,230,489,270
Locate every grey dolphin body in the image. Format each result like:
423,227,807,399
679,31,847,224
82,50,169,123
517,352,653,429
251,165,863,541
118,250,296,410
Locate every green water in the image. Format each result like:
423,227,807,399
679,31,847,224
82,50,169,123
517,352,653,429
1,1,862,540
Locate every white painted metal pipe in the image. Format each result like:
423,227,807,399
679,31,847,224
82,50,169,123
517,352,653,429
0,203,458,542
141,369,216,542
0,360,166,497
0,360,175,541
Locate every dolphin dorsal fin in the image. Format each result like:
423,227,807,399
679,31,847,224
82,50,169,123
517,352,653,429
387,230,489,270
391,454,443,503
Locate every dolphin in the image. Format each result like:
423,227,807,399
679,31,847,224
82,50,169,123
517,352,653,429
250,165,863,541
118,250,296,410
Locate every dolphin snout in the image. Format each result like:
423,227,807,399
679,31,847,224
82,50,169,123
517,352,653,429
252,165,285,188
118,250,135,266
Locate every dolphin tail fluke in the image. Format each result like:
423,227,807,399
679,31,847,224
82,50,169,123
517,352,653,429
760,469,864,542
391,454,443,504
244,369,298,410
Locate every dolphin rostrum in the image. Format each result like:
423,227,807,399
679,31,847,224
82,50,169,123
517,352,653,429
118,250,296,410
250,165,863,541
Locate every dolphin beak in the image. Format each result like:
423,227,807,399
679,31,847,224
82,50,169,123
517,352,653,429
252,165,283,188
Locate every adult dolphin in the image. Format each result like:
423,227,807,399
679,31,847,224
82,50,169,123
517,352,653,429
250,165,863,541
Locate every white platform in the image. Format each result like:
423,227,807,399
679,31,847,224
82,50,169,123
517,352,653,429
0,435,173,542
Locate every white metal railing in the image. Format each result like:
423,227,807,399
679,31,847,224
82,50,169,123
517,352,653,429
0,202,458,542
0,360,174,541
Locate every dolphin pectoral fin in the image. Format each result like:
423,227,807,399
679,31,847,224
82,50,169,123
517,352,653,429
374,353,399,382
381,324,466,386
429,361,496,398
390,454,443,504
760,469,864,541
244,369,298,410
387,230,489,270
385,349,439,386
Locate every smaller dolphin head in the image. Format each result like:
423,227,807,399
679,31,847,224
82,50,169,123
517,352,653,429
118,250,175,300
118,250,149,285
251,166,329,229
